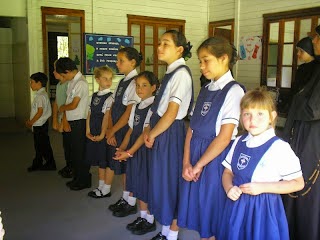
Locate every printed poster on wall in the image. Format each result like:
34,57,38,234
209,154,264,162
84,33,134,74
239,36,262,60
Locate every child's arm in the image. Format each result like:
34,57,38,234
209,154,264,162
182,127,194,182
105,106,117,146
86,111,94,141
222,168,243,201
26,108,43,129
52,100,59,130
239,176,305,195
192,123,235,180
113,128,133,161
145,102,179,148
94,110,109,142
62,112,71,132
59,97,80,112
106,104,133,141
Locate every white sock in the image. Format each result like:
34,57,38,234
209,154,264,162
140,210,147,219
167,230,178,240
98,180,104,189
146,214,154,224
127,196,136,206
101,184,111,195
161,225,170,237
122,191,130,201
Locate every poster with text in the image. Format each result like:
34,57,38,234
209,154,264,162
239,36,262,60
84,34,134,74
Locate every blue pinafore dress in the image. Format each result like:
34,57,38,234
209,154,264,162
126,102,152,203
148,65,193,226
108,77,135,175
86,92,112,168
178,81,238,238
218,134,289,240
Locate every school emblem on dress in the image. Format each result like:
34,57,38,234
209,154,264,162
237,153,251,170
93,96,100,106
134,114,140,126
116,87,123,96
201,102,212,116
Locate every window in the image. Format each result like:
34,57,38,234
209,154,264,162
262,7,320,114
209,19,234,44
128,15,185,78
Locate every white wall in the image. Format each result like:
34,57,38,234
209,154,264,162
0,28,14,117
27,0,208,99
209,0,320,90
0,0,26,17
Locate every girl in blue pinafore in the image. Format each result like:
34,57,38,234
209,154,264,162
86,66,114,199
105,47,141,214
177,37,245,240
144,30,193,240
218,88,304,240
113,71,159,235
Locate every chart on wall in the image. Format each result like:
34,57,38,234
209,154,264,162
84,33,134,74
239,36,262,60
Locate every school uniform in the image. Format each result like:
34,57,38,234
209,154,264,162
218,128,302,240
148,58,193,226
107,69,140,175
56,81,72,173
178,70,245,238
86,89,113,168
126,96,154,203
65,71,90,189
29,87,55,169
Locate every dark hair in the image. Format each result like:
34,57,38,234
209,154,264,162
135,71,159,95
55,57,78,74
164,30,192,61
30,72,48,87
118,47,142,67
197,37,238,70
296,37,314,56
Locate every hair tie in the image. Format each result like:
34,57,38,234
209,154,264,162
184,41,193,61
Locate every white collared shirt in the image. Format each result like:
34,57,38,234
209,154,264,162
30,87,52,127
65,71,89,121
197,70,244,139
112,69,141,106
155,58,192,119
129,96,155,129
88,88,113,114
222,128,302,182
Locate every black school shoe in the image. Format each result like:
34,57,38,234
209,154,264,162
112,202,137,217
126,217,144,231
58,166,73,178
132,218,156,235
88,188,111,198
151,232,167,240
108,197,128,212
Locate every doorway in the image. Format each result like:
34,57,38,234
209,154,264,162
41,7,85,99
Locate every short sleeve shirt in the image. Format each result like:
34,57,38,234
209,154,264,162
129,96,155,129
30,87,52,127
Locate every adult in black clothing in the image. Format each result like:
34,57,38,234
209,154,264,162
282,25,320,240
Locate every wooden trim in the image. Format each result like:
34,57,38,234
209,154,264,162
208,19,234,43
127,14,185,25
263,7,320,21
41,7,85,75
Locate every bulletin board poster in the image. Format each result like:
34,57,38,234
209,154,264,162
84,34,134,74
239,36,262,60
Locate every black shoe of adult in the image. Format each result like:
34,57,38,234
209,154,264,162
58,166,68,176
126,217,144,231
60,168,73,178
108,197,128,212
132,219,156,235
27,164,42,172
151,232,167,240
40,163,56,171
112,202,137,217
69,182,91,191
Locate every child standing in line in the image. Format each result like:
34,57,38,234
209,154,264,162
113,71,158,235
52,61,72,178
86,66,114,198
218,88,304,240
178,37,245,240
56,57,90,191
144,30,193,240
105,47,141,214
26,72,56,172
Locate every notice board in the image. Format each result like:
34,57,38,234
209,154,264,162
84,33,134,74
